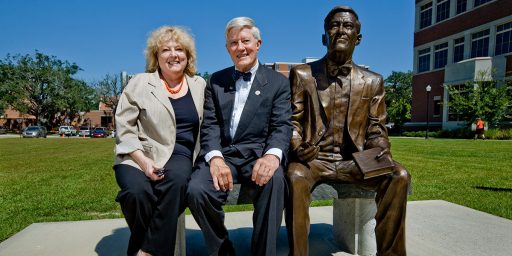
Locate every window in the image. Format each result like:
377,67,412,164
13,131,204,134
434,42,448,69
456,0,467,14
453,37,465,62
418,48,431,72
474,0,492,7
420,2,433,29
495,21,512,55
433,96,442,116
471,29,490,58
436,0,450,22
447,84,468,121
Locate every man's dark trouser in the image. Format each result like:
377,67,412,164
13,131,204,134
114,155,192,256
187,153,286,256
286,159,410,256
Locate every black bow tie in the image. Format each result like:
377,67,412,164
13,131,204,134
327,63,352,78
232,70,252,81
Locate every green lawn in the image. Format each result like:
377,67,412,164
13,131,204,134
0,137,511,242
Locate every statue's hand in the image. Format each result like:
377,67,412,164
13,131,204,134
375,147,392,161
296,142,319,163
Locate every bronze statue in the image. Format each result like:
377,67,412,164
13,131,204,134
286,6,411,256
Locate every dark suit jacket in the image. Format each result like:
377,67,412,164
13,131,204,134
200,64,292,162
289,57,390,155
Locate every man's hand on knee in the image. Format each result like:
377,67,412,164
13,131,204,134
209,157,233,192
252,154,280,186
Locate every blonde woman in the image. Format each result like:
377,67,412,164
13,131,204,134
114,26,205,256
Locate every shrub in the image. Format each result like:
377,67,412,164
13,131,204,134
401,128,512,140
485,128,512,140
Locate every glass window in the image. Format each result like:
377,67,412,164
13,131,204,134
434,42,449,69
436,0,450,22
471,29,490,58
447,84,468,121
418,48,431,72
453,37,465,62
456,0,467,14
495,21,512,55
420,2,433,29
474,0,492,7
433,96,442,116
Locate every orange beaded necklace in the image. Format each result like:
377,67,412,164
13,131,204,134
160,74,184,94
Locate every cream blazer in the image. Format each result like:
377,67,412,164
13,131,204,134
114,70,206,169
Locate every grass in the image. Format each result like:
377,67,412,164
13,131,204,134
391,137,512,220
0,137,511,242
0,138,120,242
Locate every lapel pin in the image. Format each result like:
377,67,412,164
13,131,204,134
255,90,261,95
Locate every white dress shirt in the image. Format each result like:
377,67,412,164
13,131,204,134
205,62,282,163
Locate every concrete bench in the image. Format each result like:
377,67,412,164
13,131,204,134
174,183,378,256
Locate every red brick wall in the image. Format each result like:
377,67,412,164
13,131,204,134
411,70,445,122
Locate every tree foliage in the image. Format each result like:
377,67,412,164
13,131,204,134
384,71,412,133
94,73,125,116
447,70,512,127
197,71,210,81
0,51,96,127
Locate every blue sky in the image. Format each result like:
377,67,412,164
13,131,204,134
0,0,414,83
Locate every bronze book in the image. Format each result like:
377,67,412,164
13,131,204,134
352,148,395,179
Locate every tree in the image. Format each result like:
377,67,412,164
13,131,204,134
94,73,125,117
384,71,412,134
446,70,512,127
197,71,210,81
0,51,96,127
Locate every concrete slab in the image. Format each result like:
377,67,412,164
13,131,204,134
1,200,511,256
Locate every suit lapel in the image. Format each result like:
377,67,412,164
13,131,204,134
348,65,366,128
217,68,237,139
311,59,330,127
148,71,175,118
233,65,267,140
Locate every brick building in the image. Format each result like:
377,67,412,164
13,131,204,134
412,0,512,130
263,58,318,77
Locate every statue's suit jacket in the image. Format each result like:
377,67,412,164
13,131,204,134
290,57,390,155
114,70,206,168
200,64,292,163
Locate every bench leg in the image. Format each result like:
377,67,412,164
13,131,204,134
174,212,186,256
333,198,377,256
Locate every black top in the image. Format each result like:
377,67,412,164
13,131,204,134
169,89,199,159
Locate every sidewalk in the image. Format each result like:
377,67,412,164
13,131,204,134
1,200,511,256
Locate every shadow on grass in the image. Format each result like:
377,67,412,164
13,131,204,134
474,186,512,192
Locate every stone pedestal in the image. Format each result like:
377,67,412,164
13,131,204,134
175,212,186,256
331,184,377,256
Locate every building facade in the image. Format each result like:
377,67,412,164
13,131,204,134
412,0,512,130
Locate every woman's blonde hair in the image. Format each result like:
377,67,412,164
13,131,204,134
145,26,197,76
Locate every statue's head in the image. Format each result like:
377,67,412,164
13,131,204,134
322,6,362,61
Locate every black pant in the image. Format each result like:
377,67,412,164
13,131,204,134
187,154,286,256
114,155,192,256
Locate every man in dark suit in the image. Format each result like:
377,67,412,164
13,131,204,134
187,16,292,256
286,6,411,256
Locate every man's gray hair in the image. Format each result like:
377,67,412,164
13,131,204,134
225,17,261,42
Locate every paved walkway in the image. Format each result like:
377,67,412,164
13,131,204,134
1,200,511,256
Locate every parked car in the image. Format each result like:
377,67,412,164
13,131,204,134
78,126,91,137
22,126,47,138
91,127,108,138
0,125,6,134
59,125,77,136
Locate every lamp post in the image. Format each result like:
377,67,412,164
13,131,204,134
425,84,431,139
